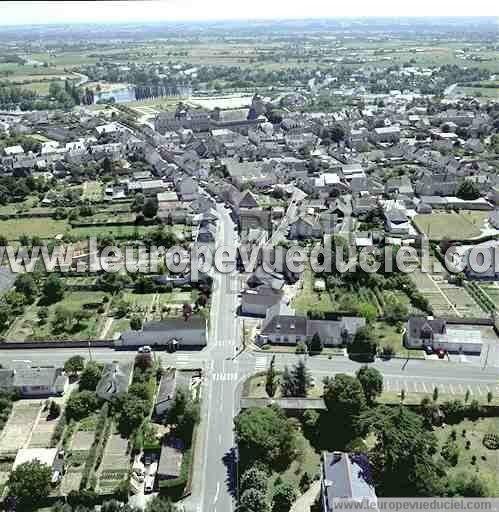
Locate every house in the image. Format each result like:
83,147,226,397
157,439,183,482
307,316,366,346
258,314,366,347
176,177,198,202
372,125,400,143
405,315,485,354
13,448,65,485
96,362,133,401
117,317,208,350
259,315,308,345
240,286,284,317
384,209,410,235
0,367,68,398
155,370,191,418
320,452,377,512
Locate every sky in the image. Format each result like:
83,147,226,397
0,0,497,25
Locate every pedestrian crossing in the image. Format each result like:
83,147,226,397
384,378,496,397
213,339,235,348
175,354,196,368
212,372,238,382
255,356,268,372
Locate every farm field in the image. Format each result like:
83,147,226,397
413,211,489,241
0,218,68,240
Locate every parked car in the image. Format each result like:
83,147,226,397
139,346,152,353
435,348,447,359
423,345,433,355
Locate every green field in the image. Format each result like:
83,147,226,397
0,218,68,240
292,268,335,314
413,211,488,240
434,418,499,496
6,290,109,341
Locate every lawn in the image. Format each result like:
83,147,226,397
292,268,335,315
413,211,488,241
434,417,499,496
81,181,104,201
6,290,109,341
0,218,67,240
70,224,154,239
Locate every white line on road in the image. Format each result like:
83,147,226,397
213,482,220,504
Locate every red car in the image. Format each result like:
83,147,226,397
435,348,447,359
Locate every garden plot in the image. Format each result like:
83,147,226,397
97,433,129,493
61,427,97,494
410,269,455,316
28,406,60,448
0,401,41,453
439,283,486,318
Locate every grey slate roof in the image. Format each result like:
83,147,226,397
158,439,183,479
96,362,132,401
322,452,376,508
261,315,308,336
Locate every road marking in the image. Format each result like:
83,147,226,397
255,357,268,371
213,482,220,504
458,383,464,394
212,373,237,382
449,384,455,395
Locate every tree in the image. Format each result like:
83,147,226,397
272,480,298,512
167,385,199,445
449,472,489,497
0,234,7,246
48,400,61,419
239,488,269,512
291,359,312,397
456,179,480,200
309,332,323,353
79,362,103,392
358,406,444,496
234,406,297,470
38,306,49,324
118,393,149,436
15,273,37,302
52,306,74,332
280,366,294,397
240,466,268,494
357,303,377,324
143,198,158,219
64,355,85,376
347,326,377,361
323,374,366,439
265,355,278,398
145,495,175,512
433,387,439,402
0,302,13,330
130,314,143,331
102,156,113,175
66,390,99,421
8,460,52,509
356,366,383,405
42,274,65,304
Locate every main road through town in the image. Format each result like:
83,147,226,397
1,205,498,511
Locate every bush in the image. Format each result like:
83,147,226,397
482,433,499,450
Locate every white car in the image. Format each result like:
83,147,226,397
138,346,152,353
